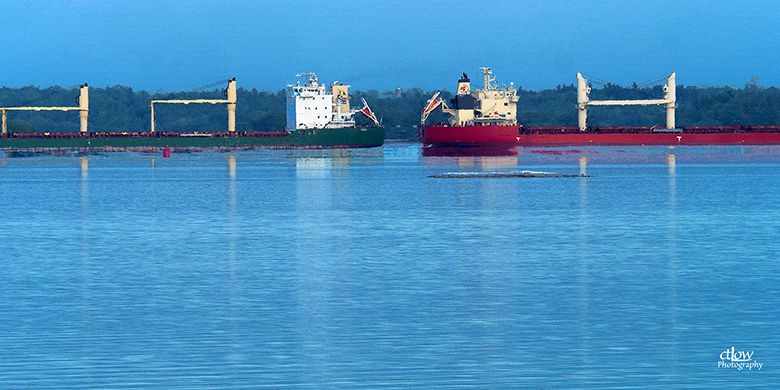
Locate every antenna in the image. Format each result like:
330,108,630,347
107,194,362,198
480,67,495,90
296,73,318,86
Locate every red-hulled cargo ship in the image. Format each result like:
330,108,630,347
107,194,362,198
420,124,780,145
419,68,780,145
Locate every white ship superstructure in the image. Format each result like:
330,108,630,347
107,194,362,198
421,67,519,126
286,73,379,131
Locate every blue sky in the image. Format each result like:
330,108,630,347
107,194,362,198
2,0,779,93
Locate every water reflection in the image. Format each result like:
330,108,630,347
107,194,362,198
421,144,780,165
665,152,679,377
227,154,241,363
448,155,519,168
329,148,359,167
481,156,518,170
294,155,337,381
421,144,519,157
80,156,88,179
577,154,591,369
80,156,90,234
1,145,777,387
228,155,236,179
296,157,333,179
79,155,92,365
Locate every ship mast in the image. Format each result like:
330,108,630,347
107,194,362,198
296,72,319,87
480,67,495,91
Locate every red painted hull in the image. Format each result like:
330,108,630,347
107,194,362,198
419,125,780,145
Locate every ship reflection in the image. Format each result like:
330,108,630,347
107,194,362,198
80,156,88,179
422,144,780,165
228,155,236,179
422,144,519,157
224,154,242,360
296,157,333,178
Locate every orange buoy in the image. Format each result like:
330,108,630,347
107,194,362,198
163,145,170,158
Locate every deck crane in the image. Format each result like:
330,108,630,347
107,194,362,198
357,98,380,126
151,78,237,133
2,84,89,134
420,92,450,125
577,72,677,131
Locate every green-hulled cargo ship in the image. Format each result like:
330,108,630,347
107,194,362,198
0,75,384,151
0,128,384,151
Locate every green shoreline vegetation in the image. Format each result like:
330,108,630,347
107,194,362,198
2,79,780,141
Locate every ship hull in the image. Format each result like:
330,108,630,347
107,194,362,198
419,125,780,145
0,127,384,150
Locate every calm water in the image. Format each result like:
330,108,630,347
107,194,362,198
1,144,778,388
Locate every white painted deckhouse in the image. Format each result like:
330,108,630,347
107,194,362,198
286,73,379,131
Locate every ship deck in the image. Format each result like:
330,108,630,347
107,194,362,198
520,125,780,134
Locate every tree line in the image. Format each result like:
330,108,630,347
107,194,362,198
2,80,780,140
